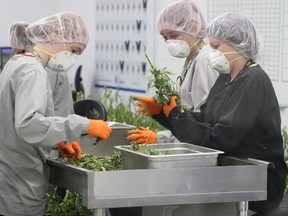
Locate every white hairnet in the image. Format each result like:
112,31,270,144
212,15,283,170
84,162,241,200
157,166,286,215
8,21,34,51
207,12,263,61
156,0,207,38
26,11,89,46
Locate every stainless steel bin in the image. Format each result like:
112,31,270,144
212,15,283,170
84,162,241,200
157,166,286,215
115,143,224,169
79,122,136,156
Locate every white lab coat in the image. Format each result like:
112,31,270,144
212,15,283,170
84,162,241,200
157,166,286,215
157,46,219,143
47,68,74,116
0,54,89,216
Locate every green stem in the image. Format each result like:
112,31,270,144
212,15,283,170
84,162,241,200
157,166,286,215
145,53,155,69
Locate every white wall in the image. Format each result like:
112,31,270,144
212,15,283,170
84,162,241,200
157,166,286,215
56,0,96,97
0,0,57,46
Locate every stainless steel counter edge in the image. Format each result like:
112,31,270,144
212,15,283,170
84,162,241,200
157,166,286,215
47,156,268,209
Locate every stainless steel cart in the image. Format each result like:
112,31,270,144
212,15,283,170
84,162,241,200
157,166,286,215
47,156,269,216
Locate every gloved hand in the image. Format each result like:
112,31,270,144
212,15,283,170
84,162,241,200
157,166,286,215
136,96,163,116
56,141,82,162
163,96,177,117
87,120,112,141
127,126,157,144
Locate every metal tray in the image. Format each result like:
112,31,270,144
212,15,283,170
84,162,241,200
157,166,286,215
114,143,224,169
79,122,136,157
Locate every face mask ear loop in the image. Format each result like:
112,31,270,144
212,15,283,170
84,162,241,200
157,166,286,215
183,33,201,49
222,51,241,55
223,56,244,68
220,51,242,66
229,56,244,63
57,14,68,58
183,33,187,42
33,47,57,62
188,38,202,61
63,43,68,58
191,38,201,48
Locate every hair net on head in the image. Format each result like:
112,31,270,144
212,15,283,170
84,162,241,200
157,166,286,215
207,12,264,61
156,0,207,38
26,11,89,46
8,21,34,51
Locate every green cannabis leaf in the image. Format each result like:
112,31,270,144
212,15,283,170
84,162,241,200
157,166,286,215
145,54,180,105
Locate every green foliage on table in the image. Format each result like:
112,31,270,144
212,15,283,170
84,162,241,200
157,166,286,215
45,89,165,214
127,142,169,155
70,152,122,171
282,127,288,195
45,152,122,216
282,127,288,161
145,54,180,105
44,187,92,216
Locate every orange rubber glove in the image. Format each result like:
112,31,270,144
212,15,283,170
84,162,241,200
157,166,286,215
136,96,163,116
70,142,82,161
87,120,112,141
127,126,157,144
56,142,82,162
163,96,177,117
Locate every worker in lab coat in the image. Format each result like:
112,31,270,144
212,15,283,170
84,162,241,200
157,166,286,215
0,11,112,216
9,21,74,117
46,67,75,116
127,0,219,145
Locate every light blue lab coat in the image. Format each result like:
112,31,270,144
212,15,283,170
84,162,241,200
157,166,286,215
0,54,88,216
47,68,74,117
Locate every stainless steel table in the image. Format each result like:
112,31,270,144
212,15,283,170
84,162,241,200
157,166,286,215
47,156,269,216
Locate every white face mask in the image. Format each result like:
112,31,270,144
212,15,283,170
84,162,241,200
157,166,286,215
166,40,191,58
209,50,242,74
209,50,230,74
47,51,78,73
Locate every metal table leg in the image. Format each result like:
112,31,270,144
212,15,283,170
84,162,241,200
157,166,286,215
93,208,106,216
236,201,248,216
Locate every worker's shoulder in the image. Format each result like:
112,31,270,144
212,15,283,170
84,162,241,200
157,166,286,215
6,55,47,83
242,64,270,81
11,54,45,74
239,65,273,91
194,45,213,64
12,54,39,65
193,46,218,77
196,45,213,58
